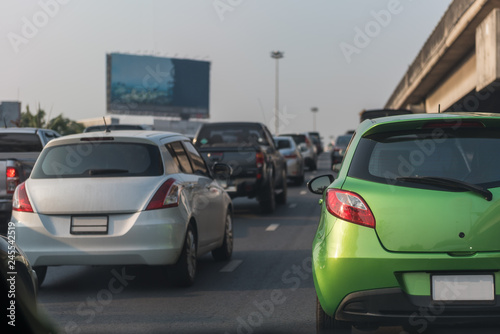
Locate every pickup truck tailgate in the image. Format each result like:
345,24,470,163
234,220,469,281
200,147,259,178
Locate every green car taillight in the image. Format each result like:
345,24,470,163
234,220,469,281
325,189,375,228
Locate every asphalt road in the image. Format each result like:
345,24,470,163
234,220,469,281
36,154,500,334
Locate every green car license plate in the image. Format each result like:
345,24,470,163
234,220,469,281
432,274,494,302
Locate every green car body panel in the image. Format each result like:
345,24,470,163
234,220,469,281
312,113,500,319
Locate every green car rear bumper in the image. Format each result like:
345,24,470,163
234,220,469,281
313,216,500,325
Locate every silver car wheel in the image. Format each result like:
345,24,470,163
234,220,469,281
186,229,197,280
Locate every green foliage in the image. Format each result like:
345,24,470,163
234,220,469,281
19,105,84,135
19,105,46,128
46,114,85,135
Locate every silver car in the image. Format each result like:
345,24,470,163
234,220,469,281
274,136,305,185
11,131,233,287
280,133,318,171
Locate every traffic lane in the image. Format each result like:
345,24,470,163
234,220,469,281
35,172,321,333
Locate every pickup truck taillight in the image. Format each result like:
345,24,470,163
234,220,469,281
6,167,19,194
256,152,265,179
12,182,33,213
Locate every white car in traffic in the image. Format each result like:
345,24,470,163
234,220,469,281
12,130,233,287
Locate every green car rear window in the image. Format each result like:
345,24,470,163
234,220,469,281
348,127,500,188
32,142,163,178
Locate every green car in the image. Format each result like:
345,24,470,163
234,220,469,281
308,113,500,333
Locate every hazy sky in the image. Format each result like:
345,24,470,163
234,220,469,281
0,0,453,141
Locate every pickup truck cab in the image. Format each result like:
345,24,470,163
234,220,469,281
194,122,287,213
0,128,60,232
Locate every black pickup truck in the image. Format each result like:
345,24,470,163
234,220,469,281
194,122,287,213
0,128,60,232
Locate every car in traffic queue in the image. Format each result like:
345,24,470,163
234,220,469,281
274,135,305,186
281,132,318,171
329,133,353,170
308,131,324,155
11,130,234,287
308,112,500,333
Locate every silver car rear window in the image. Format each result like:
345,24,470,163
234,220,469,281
31,142,163,178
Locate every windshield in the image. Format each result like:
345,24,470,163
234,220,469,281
195,125,269,147
335,135,352,147
348,128,500,188
0,133,42,152
31,142,163,178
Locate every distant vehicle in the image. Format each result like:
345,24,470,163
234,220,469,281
281,133,318,171
274,136,305,186
330,133,354,169
12,131,233,287
309,112,500,332
194,122,287,213
0,128,60,233
359,109,413,122
83,124,147,132
307,131,323,154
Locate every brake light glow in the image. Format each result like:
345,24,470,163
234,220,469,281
325,189,375,228
12,182,33,213
146,178,179,210
256,152,264,168
6,167,19,194
256,152,265,179
284,154,297,159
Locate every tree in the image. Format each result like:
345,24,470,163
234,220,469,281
18,105,84,135
19,105,46,128
46,114,85,135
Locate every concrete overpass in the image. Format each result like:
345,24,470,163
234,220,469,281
385,0,500,113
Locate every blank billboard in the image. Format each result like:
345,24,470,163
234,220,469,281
107,53,210,118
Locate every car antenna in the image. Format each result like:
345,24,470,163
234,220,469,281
103,116,110,132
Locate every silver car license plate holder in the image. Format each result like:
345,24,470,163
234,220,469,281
71,216,109,235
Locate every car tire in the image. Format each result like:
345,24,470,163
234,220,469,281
276,169,287,205
211,211,233,261
316,296,351,333
171,224,197,287
34,266,47,288
259,178,276,214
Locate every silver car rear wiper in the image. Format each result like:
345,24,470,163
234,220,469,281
87,169,129,175
396,176,493,201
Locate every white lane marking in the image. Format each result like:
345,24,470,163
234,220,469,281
266,223,280,231
220,260,243,272
289,203,297,208
300,190,307,195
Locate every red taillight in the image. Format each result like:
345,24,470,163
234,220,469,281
256,152,264,168
146,178,179,210
6,167,19,194
256,152,265,179
284,154,297,159
325,189,375,228
12,182,33,213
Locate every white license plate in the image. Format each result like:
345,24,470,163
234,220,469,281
71,216,108,234
432,274,494,301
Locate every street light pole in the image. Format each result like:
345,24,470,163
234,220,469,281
311,107,318,131
271,51,284,135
